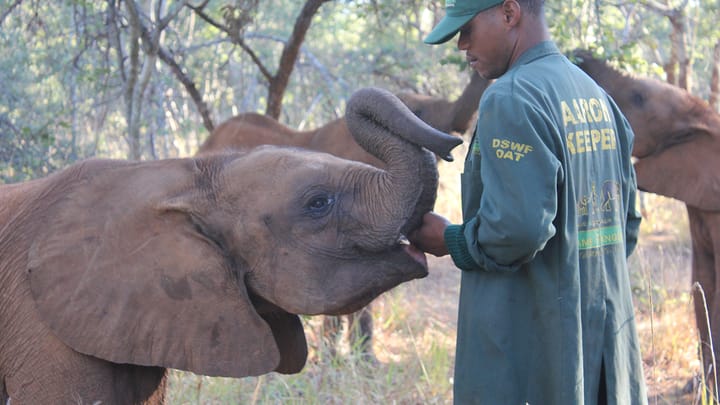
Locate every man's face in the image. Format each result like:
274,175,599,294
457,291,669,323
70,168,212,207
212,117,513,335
457,5,513,80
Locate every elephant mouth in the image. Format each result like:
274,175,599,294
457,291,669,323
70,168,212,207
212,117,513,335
320,241,428,316
399,237,428,268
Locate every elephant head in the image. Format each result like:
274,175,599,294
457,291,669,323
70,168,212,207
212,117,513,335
573,49,720,211
0,87,462,399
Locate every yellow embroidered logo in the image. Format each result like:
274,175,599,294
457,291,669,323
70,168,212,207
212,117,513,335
492,138,533,161
566,128,617,154
560,98,611,127
560,97,618,155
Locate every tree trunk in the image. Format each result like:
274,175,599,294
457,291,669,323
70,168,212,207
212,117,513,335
189,0,330,121
668,9,691,91
710,40,720,111
265,0,331,119
124,1,143,161
663,15,686,88
643,1,692,91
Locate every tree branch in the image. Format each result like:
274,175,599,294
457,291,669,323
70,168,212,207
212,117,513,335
128,0,215,133
266,0,331,118
0,0,23,28
188,1,273,81
153,43,215,131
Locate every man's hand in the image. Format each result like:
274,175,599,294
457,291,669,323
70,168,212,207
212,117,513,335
408,211,452,257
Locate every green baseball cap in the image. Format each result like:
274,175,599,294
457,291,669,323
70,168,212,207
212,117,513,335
424,0,504,44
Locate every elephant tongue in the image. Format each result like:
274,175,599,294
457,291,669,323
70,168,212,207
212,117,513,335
403,244,428,268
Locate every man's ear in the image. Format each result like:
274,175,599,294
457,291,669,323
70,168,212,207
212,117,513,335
502,0,521,25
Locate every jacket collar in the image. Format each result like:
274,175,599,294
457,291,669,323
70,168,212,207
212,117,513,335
509,41,560,71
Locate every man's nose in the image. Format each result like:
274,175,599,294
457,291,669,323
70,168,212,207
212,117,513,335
457,32,469,50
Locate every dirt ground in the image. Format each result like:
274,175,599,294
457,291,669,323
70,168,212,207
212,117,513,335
407,256,462,327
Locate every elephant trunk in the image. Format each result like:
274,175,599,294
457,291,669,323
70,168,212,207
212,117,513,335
345,87,462,250
450,71,491,134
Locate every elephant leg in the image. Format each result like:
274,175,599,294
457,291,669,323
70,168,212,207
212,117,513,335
112,364,167,405
709,211,720,395
692,243,715,376
322,307,376,363
322,315,343,358
688,208,718,385
347,304,377,362
1,378,7,405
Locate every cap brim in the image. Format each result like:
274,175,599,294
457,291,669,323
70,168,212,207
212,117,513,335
423,13,476,45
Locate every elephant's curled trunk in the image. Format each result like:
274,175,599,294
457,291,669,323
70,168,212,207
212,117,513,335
347,87,463,163
345,87,462,248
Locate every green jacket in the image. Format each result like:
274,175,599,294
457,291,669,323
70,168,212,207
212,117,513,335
444,41,646,405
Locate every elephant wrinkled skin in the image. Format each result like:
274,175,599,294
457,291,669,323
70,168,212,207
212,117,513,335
575,50,720,384
197,73,489,359
0,88,461,404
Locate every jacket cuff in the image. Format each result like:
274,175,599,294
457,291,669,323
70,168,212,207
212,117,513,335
444,224,476,271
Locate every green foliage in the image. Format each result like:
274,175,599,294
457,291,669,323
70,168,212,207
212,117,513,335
1,0,718,181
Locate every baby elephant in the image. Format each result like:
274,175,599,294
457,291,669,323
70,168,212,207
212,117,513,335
0,87,462,403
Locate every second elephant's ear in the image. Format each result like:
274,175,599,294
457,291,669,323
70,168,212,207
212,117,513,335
634,130,720,211
27,159,306,378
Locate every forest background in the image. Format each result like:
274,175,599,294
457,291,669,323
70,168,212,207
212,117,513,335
1,0,718,403
1,0,718,180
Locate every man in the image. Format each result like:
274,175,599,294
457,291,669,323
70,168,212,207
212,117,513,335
409,1,648,404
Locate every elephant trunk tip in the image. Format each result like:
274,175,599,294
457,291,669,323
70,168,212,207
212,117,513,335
346,87,463,162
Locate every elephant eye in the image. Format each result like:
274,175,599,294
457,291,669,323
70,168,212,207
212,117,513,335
630,90,645,107
304,194,335,217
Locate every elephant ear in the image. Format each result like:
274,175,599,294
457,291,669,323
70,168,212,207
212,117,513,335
634,129,720,210
26,159,306,377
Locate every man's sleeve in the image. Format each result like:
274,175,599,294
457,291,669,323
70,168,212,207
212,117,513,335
445,90,562,272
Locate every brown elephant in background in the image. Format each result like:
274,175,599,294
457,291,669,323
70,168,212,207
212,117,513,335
574,50,720,384
198,71,488,163
0,88,462,404
197,72,490,361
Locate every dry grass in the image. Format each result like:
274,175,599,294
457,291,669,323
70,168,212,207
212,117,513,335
167,259,461,404
630,193,708,404
167,155,711,404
